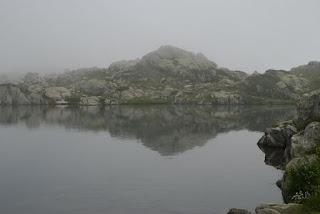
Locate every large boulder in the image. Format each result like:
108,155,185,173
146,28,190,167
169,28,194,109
80,96,100,106
45,87,71,104
258,122,297,148
291,122,320,158
296,89,320,128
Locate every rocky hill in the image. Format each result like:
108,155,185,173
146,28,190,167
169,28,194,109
0,46,319,105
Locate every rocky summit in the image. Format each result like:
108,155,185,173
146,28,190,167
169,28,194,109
1,46,320,106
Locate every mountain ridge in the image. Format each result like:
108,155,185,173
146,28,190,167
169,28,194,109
0,45,319,105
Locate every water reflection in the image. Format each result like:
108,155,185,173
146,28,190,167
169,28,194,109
0,105,295,156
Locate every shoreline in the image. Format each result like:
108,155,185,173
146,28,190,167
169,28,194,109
229,90,320,214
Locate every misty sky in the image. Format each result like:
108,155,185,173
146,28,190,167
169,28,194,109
1,0,320,74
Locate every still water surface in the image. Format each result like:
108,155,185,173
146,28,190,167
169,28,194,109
0,105,295,214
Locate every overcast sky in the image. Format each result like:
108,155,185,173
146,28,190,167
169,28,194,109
0,0,320,74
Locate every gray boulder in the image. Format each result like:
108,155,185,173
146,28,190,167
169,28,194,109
45,87,71,104
296,89,320,127
258,123,297,148
291,121,320,158
80,96,100,106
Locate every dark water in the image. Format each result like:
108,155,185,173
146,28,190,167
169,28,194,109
0,105,295,214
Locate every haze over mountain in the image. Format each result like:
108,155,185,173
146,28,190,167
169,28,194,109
1,0,320,74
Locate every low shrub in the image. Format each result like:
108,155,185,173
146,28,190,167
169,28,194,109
288,144,320,212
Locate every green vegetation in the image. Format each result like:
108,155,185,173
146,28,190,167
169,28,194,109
287,143,320,212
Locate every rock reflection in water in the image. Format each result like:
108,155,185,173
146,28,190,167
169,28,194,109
0,105,295,156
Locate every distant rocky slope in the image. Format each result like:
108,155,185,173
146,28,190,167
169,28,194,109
0,46,319,105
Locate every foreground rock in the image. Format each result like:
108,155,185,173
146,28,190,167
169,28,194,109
258,122,297,148
258,90,320,152
291,122,320,158
256,90,320,211
255,203,303,214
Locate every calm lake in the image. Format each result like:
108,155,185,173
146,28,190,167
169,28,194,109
0,105,295,214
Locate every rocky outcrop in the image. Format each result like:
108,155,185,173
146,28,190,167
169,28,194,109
80,96,101,106
44,87,71,104
255,203,303,214
1,46,320,106
291,61,320,91
239,70,308,101
0,84,30,105
256,90,320,211
296,89,320,128
258,122,297,148
291,122,320,158
258,90,320,149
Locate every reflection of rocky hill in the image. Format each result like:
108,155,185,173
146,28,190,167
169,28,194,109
0,105,295,155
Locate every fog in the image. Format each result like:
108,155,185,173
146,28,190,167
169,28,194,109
0,0,320,74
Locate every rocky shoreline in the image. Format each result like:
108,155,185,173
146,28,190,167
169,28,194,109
1,46,319,106
228,90,320,213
